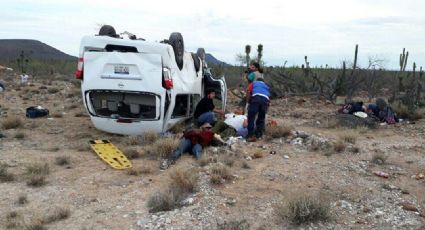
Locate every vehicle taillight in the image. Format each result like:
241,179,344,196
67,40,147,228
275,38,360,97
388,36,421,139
75,57,84,80
162,68,173,89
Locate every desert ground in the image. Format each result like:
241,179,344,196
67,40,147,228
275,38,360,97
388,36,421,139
1,74,425,230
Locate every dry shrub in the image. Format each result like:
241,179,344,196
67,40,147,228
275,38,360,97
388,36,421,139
2,117,23,130
169,167,199,193
125,136,143,146
391,101,409,119
47,87,59,94
333,140,346,153
6,211,21,229
26,174,47,187
42,208,70,224
55,156,71,166
127,165,154,176
210,163,232,184
142,131,159,144
25,162,50,187
65,103,79,110
0,164,15,182
147,187,184,213
146,137,179,159
219,154,237,167
26,222,46,230
241,161,251,169
14,132,25,139
169,122,186,134
217,219,250,230
275,193,331,225
372,152,387,165
17,194,28,205
123,149,142,159
339,132,357,144
253,151,264,159
266,124,292,139
199,152,217,167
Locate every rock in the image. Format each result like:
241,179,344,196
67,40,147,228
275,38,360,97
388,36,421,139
136,219,146,226
283,155,289,159
399,201,419,212
165,218,171,224
373,171,389,178
291,137,303,146
225,198,237,206
181,197,194,206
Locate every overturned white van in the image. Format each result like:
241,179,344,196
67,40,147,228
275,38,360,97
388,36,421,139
76,25,226,135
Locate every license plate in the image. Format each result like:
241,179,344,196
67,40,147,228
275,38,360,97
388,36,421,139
114,65,129,75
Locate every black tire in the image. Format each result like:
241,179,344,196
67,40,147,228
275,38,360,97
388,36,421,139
191,53,200,72
169,32,184,70
196,48,206,61
99,25,118,38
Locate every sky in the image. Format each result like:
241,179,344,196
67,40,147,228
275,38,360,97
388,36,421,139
1,0,424,70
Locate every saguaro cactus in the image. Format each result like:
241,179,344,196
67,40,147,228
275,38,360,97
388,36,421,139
257,44,263,63
245,45,251,68
350,44,358,76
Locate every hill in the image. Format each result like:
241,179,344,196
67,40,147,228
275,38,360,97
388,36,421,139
0,39,76,60
205,53,230,66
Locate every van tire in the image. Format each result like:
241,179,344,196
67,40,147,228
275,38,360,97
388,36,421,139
169,32,184,70
191,53,200,72
98,25,118,38
196,48,206,61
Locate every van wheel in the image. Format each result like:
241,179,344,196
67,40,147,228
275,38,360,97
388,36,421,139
99,25,118,38
169,32,184,70
191,53,200,72
196,48,206,61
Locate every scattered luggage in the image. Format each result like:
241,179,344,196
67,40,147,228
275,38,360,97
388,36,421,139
26,106,49,118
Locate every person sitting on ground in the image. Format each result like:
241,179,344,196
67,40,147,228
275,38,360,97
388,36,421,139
212,108,249,139
193,88,224,126
367,98,398,124
246,78,271,142
160,123,225,170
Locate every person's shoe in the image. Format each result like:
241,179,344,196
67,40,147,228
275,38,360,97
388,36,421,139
247,136,257,142
160,159,173,170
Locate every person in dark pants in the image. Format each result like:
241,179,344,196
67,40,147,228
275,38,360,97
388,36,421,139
246,78,270,142
160,123,225,170
193,88,224,126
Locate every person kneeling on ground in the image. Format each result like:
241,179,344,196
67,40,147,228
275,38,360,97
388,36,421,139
160,123,225,170
193,88,224,126
246,78,271,142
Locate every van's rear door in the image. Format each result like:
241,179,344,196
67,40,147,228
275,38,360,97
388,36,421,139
83,51,163,93
203,68,227,110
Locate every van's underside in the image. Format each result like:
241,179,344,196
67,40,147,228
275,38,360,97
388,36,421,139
87,90,159,120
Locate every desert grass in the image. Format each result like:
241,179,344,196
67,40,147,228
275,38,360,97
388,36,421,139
147,167,199,213
47,87,59,94
371,152,388,165
210,163,232,185
266,124,292,139
275,193,331,225
5,211,22,229
216,219,250,230
17,194,28,205
333,140,346,153
126,165,154,176
123,149,142,159
14,132,25,139
124,136,143,146
51,112,63,118
25,162,50,187
0,164,15,182
2,117,23,130
55,156,71,166
142,131,160,144
42,208,70,224
339,132,357,144
146,137,179,159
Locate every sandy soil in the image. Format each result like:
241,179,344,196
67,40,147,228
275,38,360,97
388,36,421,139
0,75,424,229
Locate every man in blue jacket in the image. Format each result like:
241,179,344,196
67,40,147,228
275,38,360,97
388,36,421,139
246,78,270,142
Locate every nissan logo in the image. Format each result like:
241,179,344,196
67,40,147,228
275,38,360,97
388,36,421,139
118,82,124,88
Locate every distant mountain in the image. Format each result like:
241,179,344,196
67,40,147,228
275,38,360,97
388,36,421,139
205,53,230,66
0,39,76,60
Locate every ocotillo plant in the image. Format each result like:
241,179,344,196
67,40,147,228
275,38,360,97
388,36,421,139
257,44,263,64
245,45,251,68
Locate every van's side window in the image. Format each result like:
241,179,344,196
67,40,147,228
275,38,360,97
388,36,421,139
172,94,189,118
171,94,200,118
